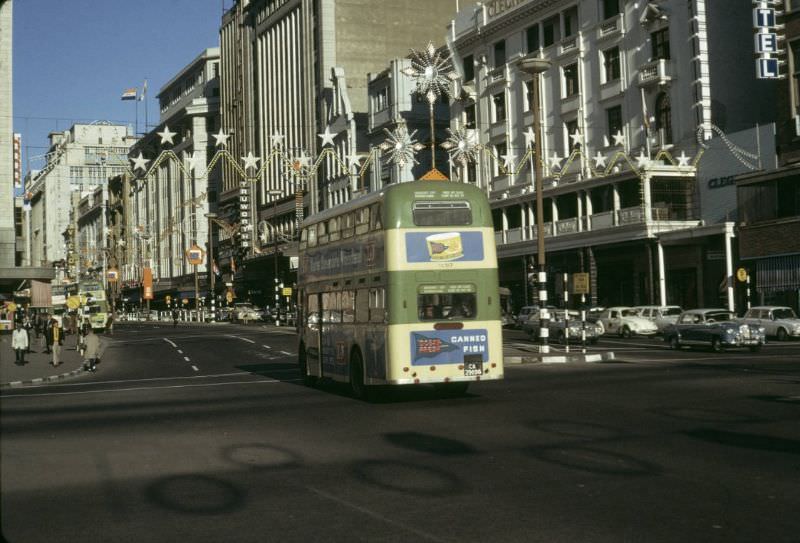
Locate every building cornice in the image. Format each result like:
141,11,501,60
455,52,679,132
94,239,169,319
453,0,562,51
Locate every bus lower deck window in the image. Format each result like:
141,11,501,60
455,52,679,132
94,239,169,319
418,293,476,320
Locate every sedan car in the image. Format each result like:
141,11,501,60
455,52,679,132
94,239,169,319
522,309,602,344
740,306,800,341
597,306,659,338
663,309,765,352
633,305,683,333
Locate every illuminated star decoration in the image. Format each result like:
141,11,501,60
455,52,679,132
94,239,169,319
440,126,479,165
379,123,425,167
612,130,625,147
569,128,583,148
157,125,177,145
548,152,563,170
184,151,204,173
318,126,338,147
346,152,363,171
500,150,517,170
212,129,230,147
241,151,260,172
401,41,459,104
131,152,150,173
270,131,285,149
524,127,536,149
677,151,691,167
635,150,651,169
592,152,607,169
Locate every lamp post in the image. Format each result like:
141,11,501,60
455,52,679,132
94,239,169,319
205,212,217,322
519,54,552,354
265,189,282,325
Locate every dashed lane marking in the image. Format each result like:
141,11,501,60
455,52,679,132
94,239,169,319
226,334,256,344
183,356,191,362
191,365,199,372
163,338,177,348
177,349,183,354
262,344,271,349
279,350,295,356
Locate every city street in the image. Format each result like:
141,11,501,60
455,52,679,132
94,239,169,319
2,323,798,542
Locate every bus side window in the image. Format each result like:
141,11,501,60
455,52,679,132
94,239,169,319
328,217,340,242
342,212,355,238
356,288,369,322
370,203,382,230
317,222,328,245
307,294,319,326
308,226,317,247
356,207,370,235
342,290,355,323
369,287,385,323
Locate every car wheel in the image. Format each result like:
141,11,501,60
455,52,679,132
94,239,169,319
711,338,724,353
749,344,762,353
621,326,631,339
777,328,788,342
669,336,681,350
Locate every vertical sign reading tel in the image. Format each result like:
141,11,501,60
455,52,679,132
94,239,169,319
754,1,782,79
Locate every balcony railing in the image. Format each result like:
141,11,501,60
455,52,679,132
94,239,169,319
618,206,644,225
589,210,614,229
638,59,672,87
555,218,579,235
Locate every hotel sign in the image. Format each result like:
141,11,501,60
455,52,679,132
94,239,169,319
486,0,531,21
753,1,782,79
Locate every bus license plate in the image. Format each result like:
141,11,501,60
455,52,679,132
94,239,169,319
463,355,483,376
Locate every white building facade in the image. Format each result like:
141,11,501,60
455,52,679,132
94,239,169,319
446,0,776,310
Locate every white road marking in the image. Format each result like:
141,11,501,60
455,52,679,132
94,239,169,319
163,338,177,348
262,344,271,349
2,372,252,389
183,356,191,362
0,379,293,398
279,350,295,356
307,487,445,543
177,349,183,354
226,334,256,344
191,365,199,372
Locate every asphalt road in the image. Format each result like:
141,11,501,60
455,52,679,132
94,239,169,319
2,323,799,542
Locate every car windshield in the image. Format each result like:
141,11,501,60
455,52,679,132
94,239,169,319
664,307,682,316
706,311,735,322
774,308,798,319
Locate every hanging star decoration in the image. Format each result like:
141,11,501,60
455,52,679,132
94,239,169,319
569,128,583,148
379,123,425,166
592,151,607,169
635,150,651,169
500,150,517,171
270,131,285,149
241,152,261,172
676,151,691,167
157,125,177,146
612,130,625,147
131,152,150,173
318,126,338,147
346,152,363,171
440,126,479,165
401,41,459,104
184,151,203,172
548,152,563,170
523,127,536,149
212,129,230,147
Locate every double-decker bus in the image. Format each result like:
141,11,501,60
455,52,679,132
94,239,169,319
296,178,504,399
78,280,109,330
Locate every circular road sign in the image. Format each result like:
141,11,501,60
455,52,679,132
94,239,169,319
185,245,205,266
736,268,748,282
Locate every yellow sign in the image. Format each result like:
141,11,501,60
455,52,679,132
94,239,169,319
185,245,205,266
7,302,17,313
182,298,189,305
572,273,590,294
226,291,234,303
165,295,172,304
107,268,119,282
736,268,748,282
282,287,293,297
66,296,81,310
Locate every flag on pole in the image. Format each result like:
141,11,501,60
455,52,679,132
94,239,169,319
230,257,237,273
139,79,147,102
121,88,137,101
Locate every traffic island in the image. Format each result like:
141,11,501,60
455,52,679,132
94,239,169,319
504,351,616,365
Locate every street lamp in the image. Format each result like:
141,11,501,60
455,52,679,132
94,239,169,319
205,212,217,322
519,54,552,354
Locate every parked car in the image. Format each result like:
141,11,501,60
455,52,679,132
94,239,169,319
586,307,606,334
633,305,683,333
515,306,539,329
740,306,800,341
597,306,658,338
232,303,261,323
216,307,233,322
522,309,602,344
663,309,765,352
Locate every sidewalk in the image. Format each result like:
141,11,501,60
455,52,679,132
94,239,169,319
0,331,87,388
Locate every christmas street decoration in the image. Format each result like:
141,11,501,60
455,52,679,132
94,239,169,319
379,123,425,167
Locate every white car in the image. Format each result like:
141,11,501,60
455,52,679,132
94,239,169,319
233,303,261,323
740,306,800,341
633,305,683,333
598,306,659,338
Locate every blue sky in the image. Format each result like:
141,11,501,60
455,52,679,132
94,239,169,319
13,0,225,176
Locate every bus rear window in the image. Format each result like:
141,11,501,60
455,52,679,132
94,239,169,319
418,292,476,320
412,201,472,226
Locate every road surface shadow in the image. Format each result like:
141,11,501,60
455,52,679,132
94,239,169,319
684,428,800,456
384,431,477,456
523,445,662,476
351,459,466,496
145,474,246,515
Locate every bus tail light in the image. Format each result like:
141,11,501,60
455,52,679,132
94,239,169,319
434,322,463,330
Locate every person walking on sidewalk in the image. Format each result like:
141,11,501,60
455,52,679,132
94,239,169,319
172,308,179,328
48,318,64,366
44,317,53,354
83,327,100,372
12,323,29,365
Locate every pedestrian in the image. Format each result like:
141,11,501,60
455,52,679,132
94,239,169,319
23,314,33,353
172,308,179,328
49,318,63,366
44,317,53,354
12,323,29,365
78,323,90,357
106,313,114,335
82,326,100,372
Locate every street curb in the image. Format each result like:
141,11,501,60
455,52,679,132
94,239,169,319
504,352,615,365
3,367,84,389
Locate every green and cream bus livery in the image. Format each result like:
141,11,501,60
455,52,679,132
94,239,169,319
297,178,504,399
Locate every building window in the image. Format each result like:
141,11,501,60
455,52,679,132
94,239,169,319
651,28,670,60
543,16,560,47
494,142,507,176
374,87,388,111
463,54,474,82
563,6,579,38
464,102,476,129
655,92,673,145
606,105,623,141
492,92,506,123
603,46,620,82
563,63,579,97
526,25,540,53
525,80,534,112
565,119,579,151
494,39,506,67
602,0,620,19
792,40,800,113
466,162,477,184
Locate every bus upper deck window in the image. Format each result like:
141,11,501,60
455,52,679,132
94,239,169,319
356,207,370,235
307,226,317,247
370,203,382,230
329,218,340,242
342,212,355,238
412,201,472,226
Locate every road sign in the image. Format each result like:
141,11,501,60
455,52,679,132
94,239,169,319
573,272,590,294
185,245,205,266
736,268,749,282
282,287,293,297
165,295,172,305
66,296,81,310
7,302,17,313
107,268,119,282
226,291,234,303
182,298,189,305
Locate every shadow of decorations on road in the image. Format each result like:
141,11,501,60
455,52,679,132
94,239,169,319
352,459,466,496
145,474,246,515
384,432,477,456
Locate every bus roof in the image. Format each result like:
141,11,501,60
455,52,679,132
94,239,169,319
300,180,491,229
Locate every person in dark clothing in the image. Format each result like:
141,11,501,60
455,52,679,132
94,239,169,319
172,308,179,328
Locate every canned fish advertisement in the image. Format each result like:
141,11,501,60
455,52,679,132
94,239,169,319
409,329,489,366
405,231,484,263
